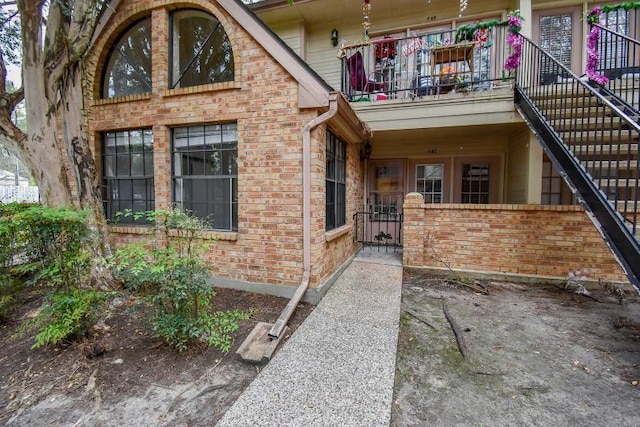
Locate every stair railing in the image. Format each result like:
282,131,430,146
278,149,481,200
515,36,640,291
590,22,640,116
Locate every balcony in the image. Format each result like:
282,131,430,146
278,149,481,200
339,26,513,103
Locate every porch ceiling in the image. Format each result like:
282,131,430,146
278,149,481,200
369,122,526,144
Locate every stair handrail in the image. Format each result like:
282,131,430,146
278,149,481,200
518,36,640,133
592,22,639,46
588,21,640,115
515,34,640,292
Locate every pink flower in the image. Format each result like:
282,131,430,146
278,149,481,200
584,20,609,85
587,6,602,24
504,32,523,71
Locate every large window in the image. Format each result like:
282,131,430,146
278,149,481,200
416,164,443,203
102,129,154,223
103,18,152,98
170,10,234,89
172,124,238,230
326,131,346,231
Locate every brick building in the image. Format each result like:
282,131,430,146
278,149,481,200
88,0,371,301
88,0,636,299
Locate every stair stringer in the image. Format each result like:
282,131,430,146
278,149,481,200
514,87,640,293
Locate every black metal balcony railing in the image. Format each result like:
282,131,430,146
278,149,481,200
340,26,513,101
590,22,640,116
515,36,640,290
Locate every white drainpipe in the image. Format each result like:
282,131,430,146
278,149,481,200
269,92,339,339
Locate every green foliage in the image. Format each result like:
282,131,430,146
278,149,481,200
0,6,21,66
0,203,113,347
0,204,92,289
114,209,253,352
28,288,114,349
0,275,23,321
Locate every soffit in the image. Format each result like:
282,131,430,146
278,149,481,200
254,0,514,29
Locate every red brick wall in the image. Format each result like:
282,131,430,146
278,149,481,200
87,1,361,289
313,130,364,283
403,193,628,282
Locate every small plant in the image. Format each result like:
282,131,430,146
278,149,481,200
563,269,591,296
601,278,627,304
113,209,253,352
424,230,489,294
27,288,115,349
561,269,627,304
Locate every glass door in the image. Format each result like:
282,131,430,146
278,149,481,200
533,7,582,83
366,160,405,246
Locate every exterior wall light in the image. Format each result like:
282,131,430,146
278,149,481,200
331,29,339,47
360,141,372,161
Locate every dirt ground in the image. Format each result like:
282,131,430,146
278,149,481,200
0,287,313,426
4,268,640,426
392,269,640,427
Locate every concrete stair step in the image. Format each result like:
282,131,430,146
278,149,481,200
562,130,638,144
594,178,638,188
553,117,628,132
569,143,638,155
582,160,639,171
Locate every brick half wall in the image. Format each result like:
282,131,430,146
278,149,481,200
402,192,628,282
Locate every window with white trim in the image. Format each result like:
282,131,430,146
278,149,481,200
416,164,443,203
172,124,238,230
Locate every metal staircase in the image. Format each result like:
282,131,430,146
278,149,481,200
514,36,640,291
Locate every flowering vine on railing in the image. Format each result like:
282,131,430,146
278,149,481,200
455,10,524,74
504,11,524,72
586,2,640,85
586,6,609,85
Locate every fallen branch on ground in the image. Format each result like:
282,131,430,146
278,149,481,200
442,299,469,361
404,309,437,330
445,277,489,295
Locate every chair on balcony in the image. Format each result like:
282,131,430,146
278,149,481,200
346,51,386,100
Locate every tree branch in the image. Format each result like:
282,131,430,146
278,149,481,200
68,0,103,59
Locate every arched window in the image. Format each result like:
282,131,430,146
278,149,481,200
170,10,234,89
102,18,152,98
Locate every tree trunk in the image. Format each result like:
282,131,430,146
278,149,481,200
14,0,113,286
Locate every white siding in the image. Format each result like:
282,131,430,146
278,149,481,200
271,22,303,56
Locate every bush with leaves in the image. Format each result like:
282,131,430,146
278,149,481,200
114,209,253,352
26,288,115,348
1,203,114,347
0,203,34,319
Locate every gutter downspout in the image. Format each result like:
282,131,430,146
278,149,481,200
269,92,339,339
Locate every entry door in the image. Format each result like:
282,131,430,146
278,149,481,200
366,160,405,245
533,7,582,83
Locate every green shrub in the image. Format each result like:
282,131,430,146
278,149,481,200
114,209,253,352
0,275,23,321
1,204,114,347
0,202,38,271
0,204,92,288
28,288,115,349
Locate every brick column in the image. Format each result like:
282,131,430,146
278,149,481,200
152,8,168,94
403,193,425,267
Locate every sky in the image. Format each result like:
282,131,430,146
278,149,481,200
7,63,20,87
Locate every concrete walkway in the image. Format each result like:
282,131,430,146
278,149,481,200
217,250,403,426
